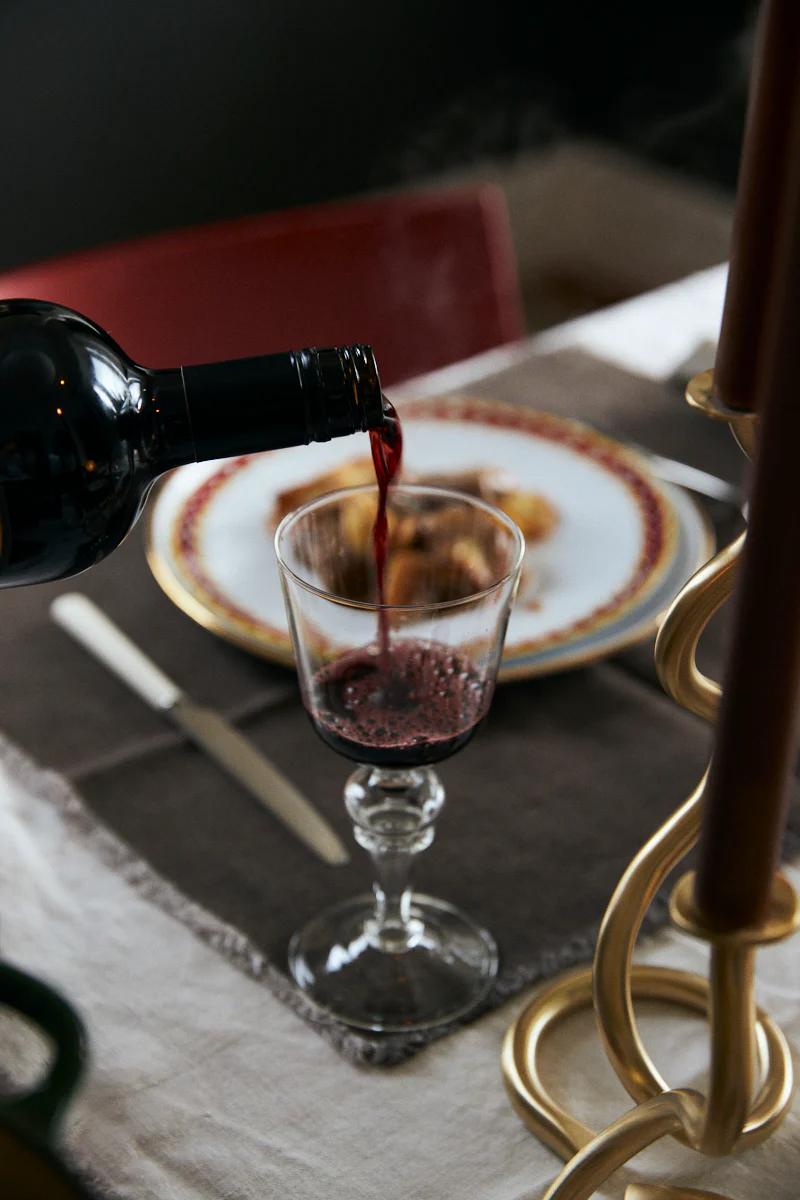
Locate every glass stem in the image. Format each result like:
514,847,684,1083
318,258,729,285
372,844,414,933
344,766,445,953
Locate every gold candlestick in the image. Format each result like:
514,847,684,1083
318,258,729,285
501,372,799,1199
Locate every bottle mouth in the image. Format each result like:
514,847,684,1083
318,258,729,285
346,344,384,432
306,344,383,440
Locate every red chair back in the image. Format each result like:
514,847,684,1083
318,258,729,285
0,186,523,386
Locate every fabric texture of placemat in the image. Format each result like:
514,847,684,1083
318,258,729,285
3,348,792,1066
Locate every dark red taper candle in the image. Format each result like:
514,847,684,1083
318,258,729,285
695,87,800,931
714,0,800,413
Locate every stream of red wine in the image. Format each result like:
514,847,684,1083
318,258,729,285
369,396,403,662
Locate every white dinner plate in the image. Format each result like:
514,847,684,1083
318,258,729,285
145,396,713,681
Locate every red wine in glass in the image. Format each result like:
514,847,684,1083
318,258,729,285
308,639,490,767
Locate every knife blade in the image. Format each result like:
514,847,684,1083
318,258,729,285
50,593,349,866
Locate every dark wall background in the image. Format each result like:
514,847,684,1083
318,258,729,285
0,0,754,271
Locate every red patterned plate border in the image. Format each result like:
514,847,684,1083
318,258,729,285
161,396,677,666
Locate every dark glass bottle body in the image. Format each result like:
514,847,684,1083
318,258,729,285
0,300,384,587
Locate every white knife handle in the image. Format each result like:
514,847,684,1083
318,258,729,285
50,593,182,711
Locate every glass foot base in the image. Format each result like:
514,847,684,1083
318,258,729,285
288,893,498,1033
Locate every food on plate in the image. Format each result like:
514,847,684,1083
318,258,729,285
270,461,557,603
272,460,375,526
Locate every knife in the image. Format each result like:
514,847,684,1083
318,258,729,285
631,445,743,509
50,593,349,866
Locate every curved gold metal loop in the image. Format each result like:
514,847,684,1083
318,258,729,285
543,1090,705,1200
501,965,596,1160
592,779,704,1109
503,965,702,1157
587,532,740,1111
595,525,759,1140
654,535,743,721
502,962,791,1164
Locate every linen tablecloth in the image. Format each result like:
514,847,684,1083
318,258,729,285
2,731,799,1200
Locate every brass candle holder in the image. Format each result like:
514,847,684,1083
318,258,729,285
501,371,800,1200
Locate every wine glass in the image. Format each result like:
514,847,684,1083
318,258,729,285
275,484,524,1032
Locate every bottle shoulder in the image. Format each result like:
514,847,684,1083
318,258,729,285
0,300,146,470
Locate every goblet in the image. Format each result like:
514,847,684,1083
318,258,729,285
275,484,524,1032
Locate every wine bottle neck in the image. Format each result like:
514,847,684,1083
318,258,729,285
151,346,383,467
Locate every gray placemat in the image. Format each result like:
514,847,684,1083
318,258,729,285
4,348,792,1065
